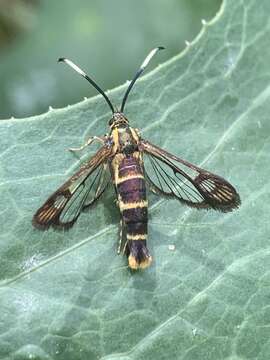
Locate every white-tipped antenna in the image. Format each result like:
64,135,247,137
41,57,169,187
120,46,165,112
58,57,115,113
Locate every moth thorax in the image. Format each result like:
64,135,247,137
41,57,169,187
118,128,137,154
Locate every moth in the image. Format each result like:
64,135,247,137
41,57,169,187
33,47,240,270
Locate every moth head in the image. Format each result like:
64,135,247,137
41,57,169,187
109,112,129,128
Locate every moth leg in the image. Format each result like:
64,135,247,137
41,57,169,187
117,218,127,254
69,136,106,152
117,219,122,254
121,239,128,255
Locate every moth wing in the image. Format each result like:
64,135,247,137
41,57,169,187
141,140,240,212
33,144,113,229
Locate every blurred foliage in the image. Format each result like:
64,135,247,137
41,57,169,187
0,0,221,119
0,0,38,49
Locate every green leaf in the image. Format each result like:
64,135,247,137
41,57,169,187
1,0,270,359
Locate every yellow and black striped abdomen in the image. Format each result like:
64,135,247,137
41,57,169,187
116,155,151,269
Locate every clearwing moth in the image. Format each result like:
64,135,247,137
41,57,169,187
33,47,240,270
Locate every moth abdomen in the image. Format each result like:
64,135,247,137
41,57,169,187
125,239,151,270
116,156,151,269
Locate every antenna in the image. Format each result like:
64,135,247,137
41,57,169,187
58,58,115,113
120,46,165,112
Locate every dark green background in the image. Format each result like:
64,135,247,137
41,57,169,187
0,0,221,119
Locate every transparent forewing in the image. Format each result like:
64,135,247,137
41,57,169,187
143,153,205,204
141,140,240,212
33,144,113,229
82,163,111,208
58,163,111,224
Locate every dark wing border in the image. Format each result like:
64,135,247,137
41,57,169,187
140,140,241,212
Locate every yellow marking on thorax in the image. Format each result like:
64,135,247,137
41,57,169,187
118,199,148,211
130,127,139,143
112,128,119,153
131,151,141,160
